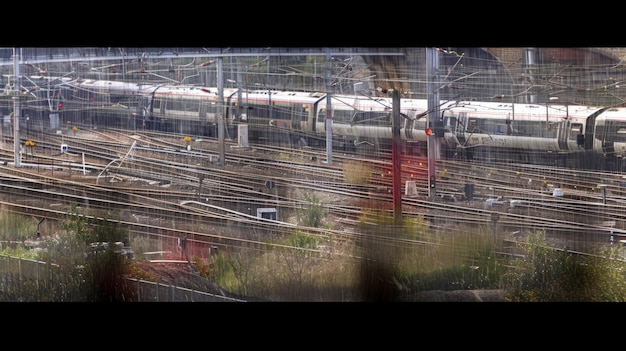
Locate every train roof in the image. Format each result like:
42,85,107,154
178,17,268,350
448,101,606,121
594,107,626,120
234,89,327,104
71,78,160,93
544,104,606,116
153,85,230,97
330,94,434,112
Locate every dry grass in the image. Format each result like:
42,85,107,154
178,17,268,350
343,160,372,185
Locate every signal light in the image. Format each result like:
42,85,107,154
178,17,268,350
58,103,63,110
425,128,433,136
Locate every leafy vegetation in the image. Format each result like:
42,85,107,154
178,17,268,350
2,198,626,301
297,191,327,228
502,231,626,302
0,213,38,242
0,204,138,301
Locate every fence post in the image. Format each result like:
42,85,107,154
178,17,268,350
36,261,40,301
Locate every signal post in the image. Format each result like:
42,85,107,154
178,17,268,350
426,48,440,199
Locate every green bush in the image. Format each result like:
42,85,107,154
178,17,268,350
503,231,626,302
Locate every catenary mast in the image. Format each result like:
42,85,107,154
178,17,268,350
12,48,20,167
426,48,440,199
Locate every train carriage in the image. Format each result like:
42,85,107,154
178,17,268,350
443,101,606,166
148,85,236,135
227,89,325,147
592,107,626,170
57,77,626,171
313,94,446,153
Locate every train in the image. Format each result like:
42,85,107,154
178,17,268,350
10,76,626,171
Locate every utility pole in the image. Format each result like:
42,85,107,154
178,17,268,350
13,48,21,168
217,56,225,167
426,48,440,199
392,89,402,224
522,48,537,104
325,48,333,165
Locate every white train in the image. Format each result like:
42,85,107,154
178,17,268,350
59,77,626,170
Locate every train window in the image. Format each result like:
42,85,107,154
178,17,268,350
169,98,199,113
206,101,219,115
248,103,270,119
541,122,558,138
352,111,390,126
300,106,309,122
509,121,558,138
334,110,352,124
467,118,480,133
612,126,626,143
475,120,504,135
272,105,288,120
445,116,457,133
317,108,326,122
515,121,534,136
108,94,124,105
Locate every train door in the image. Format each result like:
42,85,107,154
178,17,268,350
198,97,213,137
599,120,615,156
452,111,468,147
316,104,329,134
290,103,303,132
222,93,236,140
308,98,324,134
584,114,595,151
136,95,152,129
291,99,319,148
305,95,325,134
556,119,569,151
563,121,583,151
199,97,207,121
404,115,415,140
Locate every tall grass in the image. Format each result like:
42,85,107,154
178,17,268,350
0,211,39,242
193,208,505,301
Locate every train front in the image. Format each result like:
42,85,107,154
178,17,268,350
593,108,626,171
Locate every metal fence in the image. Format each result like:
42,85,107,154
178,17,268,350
127,278,245,302
0,254,245,302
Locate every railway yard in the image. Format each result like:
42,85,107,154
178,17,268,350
2,125,626,300
6,47,626,301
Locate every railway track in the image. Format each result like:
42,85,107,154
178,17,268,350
0,130,396,257
2,126,624,257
